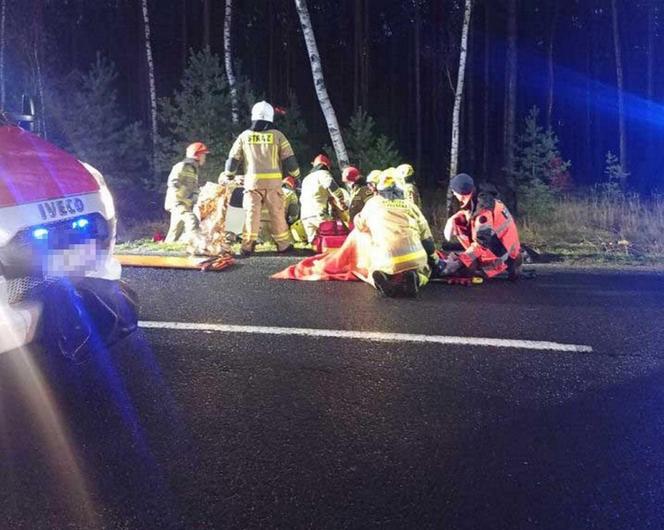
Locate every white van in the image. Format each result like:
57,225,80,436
0,105,130,356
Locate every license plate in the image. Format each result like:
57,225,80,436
44,239,98,277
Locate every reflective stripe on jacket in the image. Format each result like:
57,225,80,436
227,129,300,190
354,195,432,275
454,196,521,278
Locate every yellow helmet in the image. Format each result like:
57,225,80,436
397,163,414,179
367,170,382,185
377,168,398,191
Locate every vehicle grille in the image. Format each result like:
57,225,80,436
6,276,47,305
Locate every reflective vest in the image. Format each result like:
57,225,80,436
453,196,521,278
354,195,432,275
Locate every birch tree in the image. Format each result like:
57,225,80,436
224,0,239,124
449,0,473,178
504,0,518,207
611,0,627,178
0,0,6,108
294,0,349,168
141,0,158,168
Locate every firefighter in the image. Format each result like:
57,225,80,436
342,166,373,222
354,172,439,298
282,176,307,242
222,101,300,255
442,173,522,279
396,163,422,208
300,154,348,243
366,169,382,194
164,142,208,243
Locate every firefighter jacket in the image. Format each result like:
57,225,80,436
164,158,199,211
283,186,300,225
450,191,521,278
354,195,433,275
403,181,422,209
300,169,347,221
225,128,300,191
347,180,373,221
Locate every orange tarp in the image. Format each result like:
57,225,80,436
272,230,371,282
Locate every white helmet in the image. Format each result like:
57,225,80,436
251,101,274,122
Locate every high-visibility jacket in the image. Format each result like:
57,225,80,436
164,158,199,211
403,181,422,209
354,195,432,275
283,186,300,224
300,169,346,221
347,182,373,220
451,193,521,278
226,128,300,190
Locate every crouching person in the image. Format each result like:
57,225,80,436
354,172,439,298
442,173,522,280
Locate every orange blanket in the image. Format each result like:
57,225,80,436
272,230,370,281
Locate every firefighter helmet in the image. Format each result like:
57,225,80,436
186,142,209,161
251,100,274,122
312,154,332,169
282,176,297,189
342,166,360,183
397,163,414,179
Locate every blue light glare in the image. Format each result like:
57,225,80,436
32,227,49,240
72,218,90,230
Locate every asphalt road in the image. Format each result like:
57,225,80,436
2,258,664,529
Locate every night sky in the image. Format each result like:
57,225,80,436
1,0,662,192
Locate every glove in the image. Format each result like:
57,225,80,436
218,171,234,184
440,253,462,276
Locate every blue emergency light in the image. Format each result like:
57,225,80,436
71,217,90,230
31,227,49,240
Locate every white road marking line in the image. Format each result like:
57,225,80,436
138,321,593,353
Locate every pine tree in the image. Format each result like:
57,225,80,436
158,48,254,183
50,55,149,190
511,106,571,216
274,91,311,167
344,108,401,173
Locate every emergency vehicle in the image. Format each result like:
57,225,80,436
0,100,133,356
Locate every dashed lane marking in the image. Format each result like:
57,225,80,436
138,321,593,353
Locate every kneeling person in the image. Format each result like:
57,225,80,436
442,173,522,279
354,172,438,297
300,154,348,243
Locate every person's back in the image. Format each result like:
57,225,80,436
223,101,300,254
300,168,336,218
356,195,430,275
231,128,295,190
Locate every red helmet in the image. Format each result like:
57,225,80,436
342,166,360,183
186,142,209,161
282,176,296,189
312,154,332,169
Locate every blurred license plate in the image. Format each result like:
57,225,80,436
44,239,98,277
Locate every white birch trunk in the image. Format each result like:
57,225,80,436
449,0,473,178
611,0,627,178
224,0,239,124
0,0,6,108
294,0,349,168
141,0,158,167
